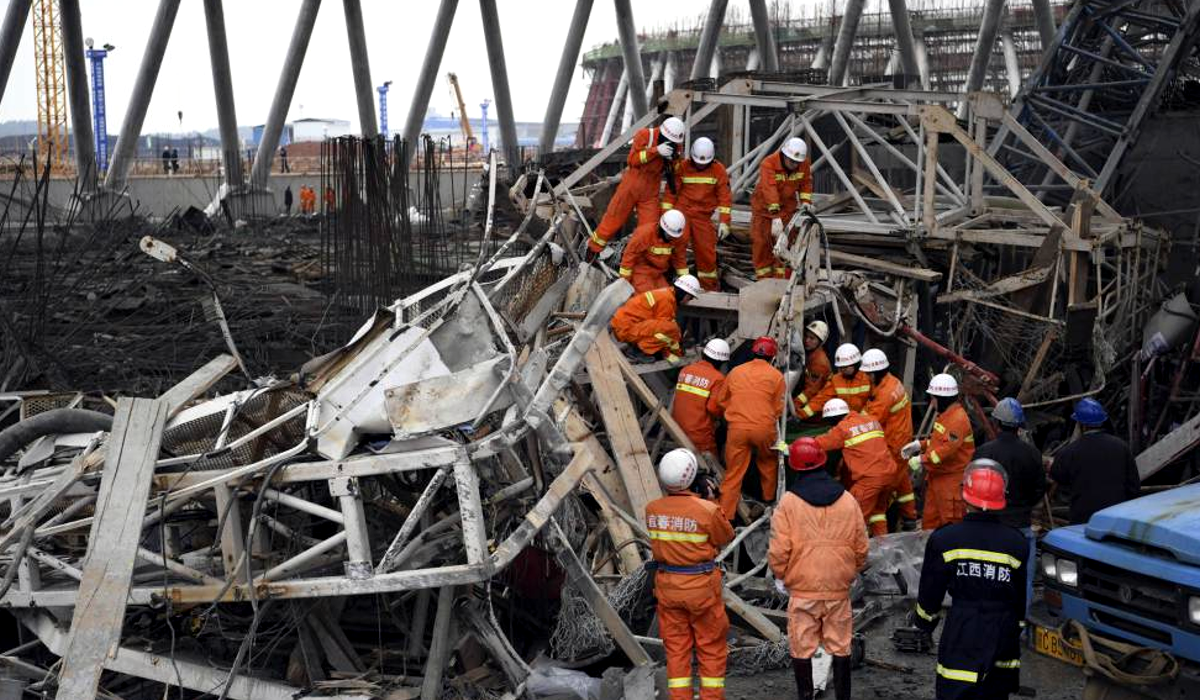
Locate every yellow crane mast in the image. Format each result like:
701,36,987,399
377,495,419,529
446,72,475,152
31,0,69,171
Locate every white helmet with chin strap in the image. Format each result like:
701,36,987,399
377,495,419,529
782,137,807,162
691,137,715,164
861,348,889,373
834,343,862,368
660,209,686,238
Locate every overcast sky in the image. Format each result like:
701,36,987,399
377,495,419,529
0,0,815,135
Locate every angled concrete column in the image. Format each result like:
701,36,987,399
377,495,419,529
539,0,593,154
104,0,181,192
828,0,866,86
0,0,31,109
711,46,722,78
645,55,664,104
203,0,243,191
599,69,627,147
691,0,729,81
401,0,457,170
1031,0,1056,49
479,0,519,169
249,0,321,187
664,52,677,93
748,0,779,72
1001,30,1021,98
958,0,1006,118
887,0,920,81
915,33,931,90
746,48,760,72
343,0,377,137
58,0,97,191
613,0,647,116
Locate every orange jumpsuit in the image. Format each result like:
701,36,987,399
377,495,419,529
807,370,872,416
589,126,671,254
919,402,976,529
663,160,732,291
618,220,691,293
610,288,683,362
816,412,897,536
711,358,785,519
793,347,832,419
749,152,812,279
646,492,735,700
672,359,726,454
864,373,918,521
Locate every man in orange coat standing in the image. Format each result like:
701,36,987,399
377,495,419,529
618,209,691,293
793,320,832,420
749,137,812,279
711,337,786,520
663,137,732,291
770,437,868,700
803,343,871,417
815,398,897,536
861,348,919,530
903,373,976,529
646,448,735,700
586,116,686,260
610,275,702,364
673,339,730,457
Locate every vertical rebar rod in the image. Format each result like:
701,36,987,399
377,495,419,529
539,0,594,155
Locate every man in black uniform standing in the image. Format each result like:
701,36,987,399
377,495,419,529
1050,398,1140,524
912,459,1028,700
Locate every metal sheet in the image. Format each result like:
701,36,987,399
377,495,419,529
385,357,512,438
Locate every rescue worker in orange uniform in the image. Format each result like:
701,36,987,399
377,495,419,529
586,116,687,259
749,137,812,279
672,339,730,457
861,348,919,531
646,448,735,700
711,337,786,520
610,275,702,364
902,373,976,529
618,209,691,293
815,398,897,536
793,320,832,420
770,437,868,700
663,137,732,291
803,343,871,417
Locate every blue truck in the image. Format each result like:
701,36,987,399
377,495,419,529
1038,484,1200,696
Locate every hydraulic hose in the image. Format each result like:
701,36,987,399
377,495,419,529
0,408,113,465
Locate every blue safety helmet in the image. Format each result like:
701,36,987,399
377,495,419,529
1071,397,1108,426
991,397,1026,428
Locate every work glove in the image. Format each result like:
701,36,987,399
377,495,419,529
717,222,731,241
908,455,923,474
774,578,788,596
770,218,784,238
900,439,922,459
656,142,675,159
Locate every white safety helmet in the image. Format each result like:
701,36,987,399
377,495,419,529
658,448,698,492
782,137,808,163
703,338,731,362
833,343,862,368
927,373,960,398
861,348,889,373
673,274,703,298
660,117,686,144
660,209,686,239
691,137,715,165
805,320,829,344
822,398,850,419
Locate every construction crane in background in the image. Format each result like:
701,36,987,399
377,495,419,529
446,72,477,153
31,0,69,171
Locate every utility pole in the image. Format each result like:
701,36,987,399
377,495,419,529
84,38,110,174
377,80,392,136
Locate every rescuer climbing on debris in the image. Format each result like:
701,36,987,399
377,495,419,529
672,338,730,458
618,209,691,293
611,275,702,364
750,137,812,279
663,136,733,291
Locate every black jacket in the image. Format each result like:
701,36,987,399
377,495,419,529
1050,430,1141,524
974,431,1046,529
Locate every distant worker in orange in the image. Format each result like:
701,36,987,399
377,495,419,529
586,116,687,260
749,137,812,279
711,337,786,520
770,437,868,700
815,398,897,536
803,343,871,417
861,348,919,531
793,320,832,420
618,209,691,293
663,137,732,291
324,185,336,213
646,448,735,700
610,275,702,364
672,339,731,458
902,373,976,529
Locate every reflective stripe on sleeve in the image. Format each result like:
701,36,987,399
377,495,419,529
717,206,732,214
661,201,673,210
755,266,774,277
843,429,886,447
619,267,632,277
697,270,719,279
801,406,814,418
590,230,606,247
767,203,781,212
649,246,674,255
796,393,808,404
933,422,946,434
800,192,813,201
700,677,725,688
675,268,691,277
936,665,978,683
929,450,941,464
896,493,916,503
942,549,1023,568
868,514,888,524
644,291,656,306
915,603,936,622
676,383,712,398
649,530,709,543
995,660,1021,669
965,434,975,443
890,395,910,413
639,150,649,164
653,333,681,350
667,677,691,688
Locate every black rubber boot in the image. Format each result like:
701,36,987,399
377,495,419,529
791,657,814,700
832,655,852,700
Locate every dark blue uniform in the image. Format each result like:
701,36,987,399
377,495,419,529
914,512,1028,699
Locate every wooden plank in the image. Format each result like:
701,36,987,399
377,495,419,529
722,587,783,643
937,264,1052,303
1137,410,1200,481
1018,329,1059,403
157,354,239,418
585,334,663,519
828,249,941,282
55,398,168,700
420,586,457,700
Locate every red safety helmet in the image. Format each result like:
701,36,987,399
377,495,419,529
788,437,826,471
962,459,1008,511
752,336,778,359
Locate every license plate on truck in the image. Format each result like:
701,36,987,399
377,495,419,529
1033,625,1084,667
